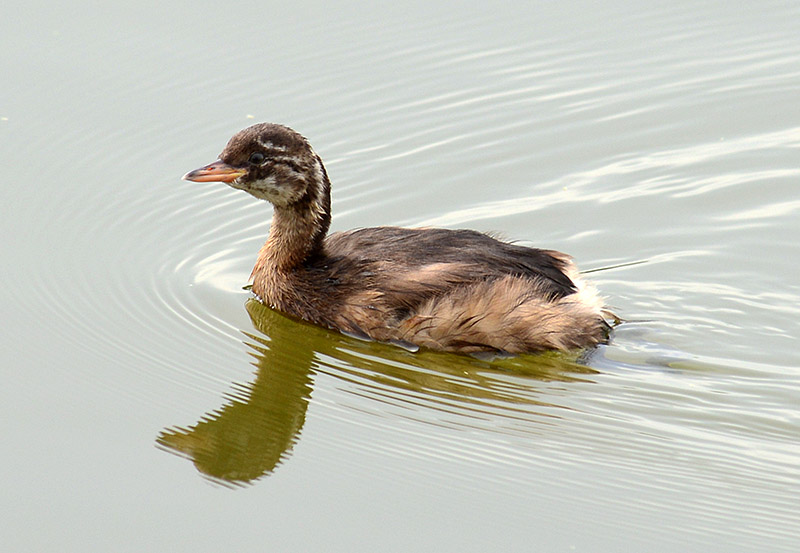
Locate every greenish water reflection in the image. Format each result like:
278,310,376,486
158,299,600,486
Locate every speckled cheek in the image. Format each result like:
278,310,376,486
249,175,304,206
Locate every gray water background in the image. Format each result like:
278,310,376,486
2,1,799,551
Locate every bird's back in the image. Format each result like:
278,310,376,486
282,227,609,353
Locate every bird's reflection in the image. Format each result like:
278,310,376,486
157,299,600,486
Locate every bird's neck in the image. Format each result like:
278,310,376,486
253,155,332,275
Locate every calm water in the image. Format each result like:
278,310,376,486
2,1,799,551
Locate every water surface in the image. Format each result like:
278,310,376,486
2,1,799,551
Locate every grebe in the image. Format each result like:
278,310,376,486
183,123,611,354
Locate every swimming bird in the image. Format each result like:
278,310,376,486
183,123,611,354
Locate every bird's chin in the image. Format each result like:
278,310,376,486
237,176,298,206
232,184,277,204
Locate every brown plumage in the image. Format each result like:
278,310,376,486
183,123,611,354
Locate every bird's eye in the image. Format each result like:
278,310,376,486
249,152,266,165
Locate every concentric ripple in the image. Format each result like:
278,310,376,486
5,1,800,550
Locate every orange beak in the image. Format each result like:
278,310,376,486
182,160,247,183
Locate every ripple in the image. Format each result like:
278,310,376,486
6,1,800,548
